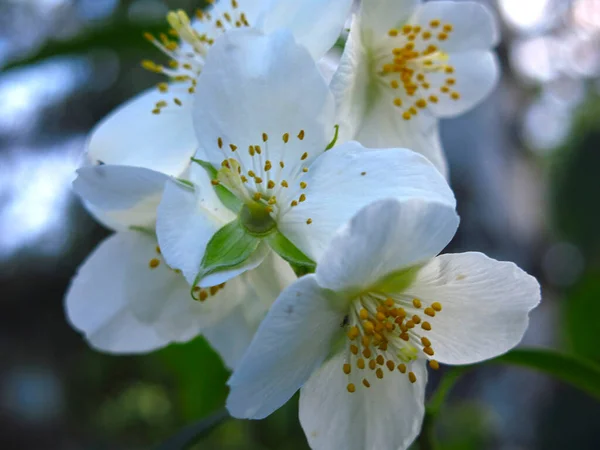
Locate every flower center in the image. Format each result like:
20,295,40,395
212,131,314,225
376,20,461,121
343,292,442,393
141,0,251,114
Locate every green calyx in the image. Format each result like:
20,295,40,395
239,203,277,237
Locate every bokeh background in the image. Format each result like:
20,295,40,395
1,0,599,448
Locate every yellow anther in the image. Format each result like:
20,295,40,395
412,314,421,324
347,326,360,339
386,360,395,371
376,312,386,321
429,95,439,103
416,99,427,109
255,145,262,154
384,298,394,308
262,132,268,142
400,332,410,341
429,360,440,370
149,258,160,269
431,302,442,312
291,200,298,207
422,321,432,331
301,152,308,160
445,66,455,74
441,86,450,93
280,180,289,188
397,308,407,318
280,161,285,168
388,29,399,37
359,308,369,320
282,133,289,143
402,111,412,120
405,320,415,329
350,344,359,355
443,24,453,32
306,218,313,225
438,32,448,41
361,335,371,348
414,26,422,33
393,98,403,107
376,368,384,379
424,347,435,356
174,98,182,106
302,167,309,173
362,379,371,388
211,180,220,186
430,19,441,28
199,290,208,301
268,196,277,205
363,321,375,334
451,92,461,100
299,194,306,202
402,25,412,34
298,130,305,140
376,355,384,365
421,337,431,347
380,341,389,350
217,137,223,148
264,160,272,171
424,307,436,317
343,364,351,374
363,348,372,359
267,180,275,189
248,170,256,177
412,298,422,308
422,31,432,40
446,78,456,85
300,181,307,189
357,358,365,369
347,383,356,393
265,206,273,213
369,359,377,370
157,82,169,92
254,177,263,184
408,372,417,383
241,175,248,183
397,363,407,373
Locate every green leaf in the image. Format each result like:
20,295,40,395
267,231,316,273
154,408,229,450
427,348,600,417
193,220,260,290
191,158,242,213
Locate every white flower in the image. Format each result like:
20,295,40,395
84,0,353,220
155,29,456,289
332,0,500,175
227,198,541,450
67,155,296,369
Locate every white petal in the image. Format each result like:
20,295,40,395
299,353,427,450
227,274,345,419
156,165,235,284
354,99,448,176
410,1,499,52
331,23,448,176
193,29,335,182
359,0,420,37
86,86,196,177
406,252,541,365
203,251,297,369
315,198,459,294
425,51,499,118
260,0,353,59
65,231,198,353
278,142,455,263
73,165,168,229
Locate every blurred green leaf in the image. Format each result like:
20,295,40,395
155,408,229,450
157,337,229,420
564,271,600,361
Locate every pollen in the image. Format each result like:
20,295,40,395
298,129,305,140
306,218,313,225
149,258,160,269
408,372,417,383
347,383,356,393
412,298,422,308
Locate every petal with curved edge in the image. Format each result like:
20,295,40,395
227,274,345,419
315,198,459,295
425,51,499,118
259,0,353,60
354,98,448,177
410,1,499,52
193,29,335,183
65,231,198,353
300,353,427,450
278,143,455,264
156,165,236,284
359,0,420,38
404,252,541,365
86,86,196,177
73,165,169,229
203,251,297,369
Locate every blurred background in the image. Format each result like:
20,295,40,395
1,0,599,448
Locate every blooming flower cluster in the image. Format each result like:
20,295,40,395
65,1,541,448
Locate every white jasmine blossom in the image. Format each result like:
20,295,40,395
332,0,500,174
227,198,540,450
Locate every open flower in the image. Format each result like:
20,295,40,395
332,0,500,174
85,0,353,200
155,29,456,290
66,164,296,368
227,198,541,450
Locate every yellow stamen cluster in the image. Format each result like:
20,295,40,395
212,130,312,222
381,20,461,120
142,1,251,114
343,295,443,393
192,282,227,302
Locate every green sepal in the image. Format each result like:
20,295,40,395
129,225,155,236
325,124,340,151
191,157,242,213
191,220,260,298
267,231,316,274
